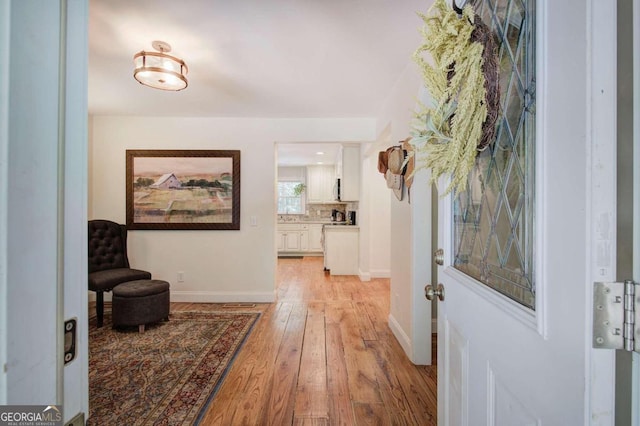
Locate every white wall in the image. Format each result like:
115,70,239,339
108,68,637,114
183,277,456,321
375,59,433,364
90,116,374,302
359,125,392,280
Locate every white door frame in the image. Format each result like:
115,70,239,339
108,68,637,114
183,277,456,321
63,0,89,420
586,0,618,422
632,0,640,422
0,0,10,404
2,0,88,420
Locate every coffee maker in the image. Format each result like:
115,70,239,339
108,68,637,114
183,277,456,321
347,211,356,225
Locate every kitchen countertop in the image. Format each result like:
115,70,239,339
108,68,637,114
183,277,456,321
323,224,359,229
277,220,353,225
277,220,359,228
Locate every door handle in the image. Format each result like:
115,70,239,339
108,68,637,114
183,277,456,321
434,248,444,266
425,284,445,301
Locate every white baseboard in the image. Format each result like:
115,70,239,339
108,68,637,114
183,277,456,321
388,313,412,359
370,269,390,278
90,290,276,304
358,269,390,281
359,270,371,281
170,291,276,304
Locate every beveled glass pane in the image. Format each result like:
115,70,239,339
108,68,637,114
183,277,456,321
505,79,524,142
493,124,513,177
487,235,501,269
453,0,535,309
505,159,523,213
494,0,510,33
505,4,524,60
495,199,511,255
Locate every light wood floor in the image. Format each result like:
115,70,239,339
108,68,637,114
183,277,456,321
173,256,438,425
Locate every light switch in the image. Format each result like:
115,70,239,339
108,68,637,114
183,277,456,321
250,216,257,226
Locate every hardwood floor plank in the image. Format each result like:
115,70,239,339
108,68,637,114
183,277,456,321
365,340,420,425
261,302,308,425
229,302,298,424
167,257,437,425
376,340,437,425
352,402,392,426
294,302,329,419
199,302,293,424
293,417,330,426
339,302,382,404
354,301,378,341
326,323,357,425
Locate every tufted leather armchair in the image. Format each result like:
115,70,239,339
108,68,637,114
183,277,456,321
88,220,151,327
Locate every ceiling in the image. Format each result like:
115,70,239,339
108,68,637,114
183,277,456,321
277,143,342,167
88,0,426,118
89,0,426,166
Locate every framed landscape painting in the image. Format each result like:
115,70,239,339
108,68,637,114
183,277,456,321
126,150,240,230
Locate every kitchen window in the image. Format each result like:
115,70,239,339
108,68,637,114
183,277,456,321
277,181,305,214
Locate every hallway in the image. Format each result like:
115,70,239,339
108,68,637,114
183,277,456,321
176,257,437,425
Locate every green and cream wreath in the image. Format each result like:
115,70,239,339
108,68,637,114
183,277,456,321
410,0,499,195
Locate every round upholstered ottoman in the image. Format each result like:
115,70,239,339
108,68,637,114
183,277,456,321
112,279,170,333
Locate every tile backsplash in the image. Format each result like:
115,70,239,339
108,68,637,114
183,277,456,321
279,202,358,222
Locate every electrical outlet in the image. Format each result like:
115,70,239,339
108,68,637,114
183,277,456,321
177,271,184,282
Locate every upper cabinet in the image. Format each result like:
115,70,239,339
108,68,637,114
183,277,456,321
306,165,335,203
335,144,360,201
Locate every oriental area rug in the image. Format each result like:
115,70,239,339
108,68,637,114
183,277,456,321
87,310,260,425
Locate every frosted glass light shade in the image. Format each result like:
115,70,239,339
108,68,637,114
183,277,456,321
133,51,188,91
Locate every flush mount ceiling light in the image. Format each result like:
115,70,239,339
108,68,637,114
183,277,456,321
133,40,188,91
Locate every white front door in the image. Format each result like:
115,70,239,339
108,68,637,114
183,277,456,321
434,0,617,424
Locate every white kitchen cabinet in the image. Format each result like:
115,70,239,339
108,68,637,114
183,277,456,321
308,224,323,251
277,229,300,251
278,224,301,252
300,230,309,251
323,226,359,275
285,231,301,251
334,144,360,201
277,223,322,254
306,165,335,203
277,231,286,251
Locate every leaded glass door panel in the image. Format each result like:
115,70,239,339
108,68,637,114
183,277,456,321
452,0,536,309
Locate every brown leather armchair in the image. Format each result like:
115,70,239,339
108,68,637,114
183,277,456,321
88,220,151,327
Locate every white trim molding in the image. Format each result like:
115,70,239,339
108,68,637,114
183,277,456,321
170,291,276,304
388,313,413,361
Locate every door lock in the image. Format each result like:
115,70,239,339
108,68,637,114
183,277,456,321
434,248,444,266
425,284,445,301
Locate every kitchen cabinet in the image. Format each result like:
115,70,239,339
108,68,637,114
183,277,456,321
277,231,285,251
308,224,323,251
323,226,359,275
277,223,323,254
285,231,301,251
306,165,335,203
278,224,301,252
334,144,360,201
